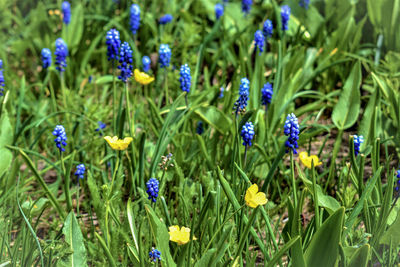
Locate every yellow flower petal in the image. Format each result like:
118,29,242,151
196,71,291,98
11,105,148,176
299,151,322,169
245,184,267,208
168,225,195,245
134,69,155,85
104,136,133,150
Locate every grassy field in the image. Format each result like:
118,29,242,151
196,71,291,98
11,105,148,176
0,0,400,266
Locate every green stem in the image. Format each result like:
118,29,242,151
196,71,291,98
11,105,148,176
105,155,120,245
125,82,134,138
311,160,319,231
290,151,297,207
326,129,344,191
61,153,72,212
113,65,117,133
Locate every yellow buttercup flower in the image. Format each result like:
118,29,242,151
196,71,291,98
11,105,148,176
134,69,155,85
245,184,268,208
168,225,196,245
299,151,322,169
104,136,133,150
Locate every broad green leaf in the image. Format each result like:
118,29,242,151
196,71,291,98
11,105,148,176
380,211,400,247
348,244,370,267
194,248,216,267
304,207,345,267
62,211,88,267
145,204,176,267
332,61,361,130
194,106,232,134
0,111,12,178
267,236,301,267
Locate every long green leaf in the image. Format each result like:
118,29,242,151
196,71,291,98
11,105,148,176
62,211,88,267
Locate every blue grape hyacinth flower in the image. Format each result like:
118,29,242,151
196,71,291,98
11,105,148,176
118,42,133,82
106,29,121,62
196,121,204,135
149,248,161,262
395,170,400,192
146,178,159,202
159,44,171,68
159,14,173,24
299,0,310,9
263,19,273,38
95,121,106,135
254,30,265,54
62,1,71,25
142,56,151,72
215,3,224,19
55,38,68,72
241,122,255,147
0,60,4,96
41,48,52,69
281,5,291,31
74,164,86,180
130,4,141,35
261,82,273,107
284,113,299,154
233,78,250,116
53,125,67,152
242,0,252,15
179,64,191,93
353,135,364,156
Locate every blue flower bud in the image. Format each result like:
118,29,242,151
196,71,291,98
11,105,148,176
353,135,364,156
242,0,252,15
146,178,160,202
281,5,291,31
149,248,161,262
233,78,250,116
52,125,67,152
241,122,255,147
62,1,71,25
284,113,299,154
159,44,171,68
74,164,86,180
215,3,224,19
41,48,52,69
261,82,273,107
159,14,173,24
179,64,191,93
106,29,121,61
54,38,68,72
263,19,273,38
130,4,141,35
142,56,151,72
254,30,265,54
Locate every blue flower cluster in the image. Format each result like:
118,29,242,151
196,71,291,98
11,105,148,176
0,60,4,96
41,48,52,69
118,42,133,82
353,135,364,156
146,178,160,202
159,14,173,24
284,113,299,154
95,121,106,135
142,56,151,72
159,44,171,68
179,64,191,93
215,3,224,19
261,82,273,107
395,170,400,192
281,5,291,31
241,122,255,147
53,125,67,152
62,1,71,25
149,248,161,262
55,38,68,72
106,29,121,61
196,121,204,135
74,164,86,180
263,19,273,38
242,0,252,15
299,0,310,9
233,78,250,115
254,30,265,54
130,4,141,35
219,87,224,98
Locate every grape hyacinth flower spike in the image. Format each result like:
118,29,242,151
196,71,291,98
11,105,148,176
159,44,171,68
61,1,71,25
242,0,252,15
74,164,86,180
281,5,291,31
196,121,204,135
146,178,159,202
241,121,255,163
0,60,5,96
53,125,67,152
233,78,250,116
395,170,400,193
261,82,273,109
263,19,273,38
130,4,140,35
142,56,151,72
106,29,121,62
254,30,265,54
149,248,161,262
41,48,52,69
284,113,299,154
299,0,310,9
118,42,133,82
353,135,364,156
215,3,224,19
159,14,173,25
54,38,68,73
